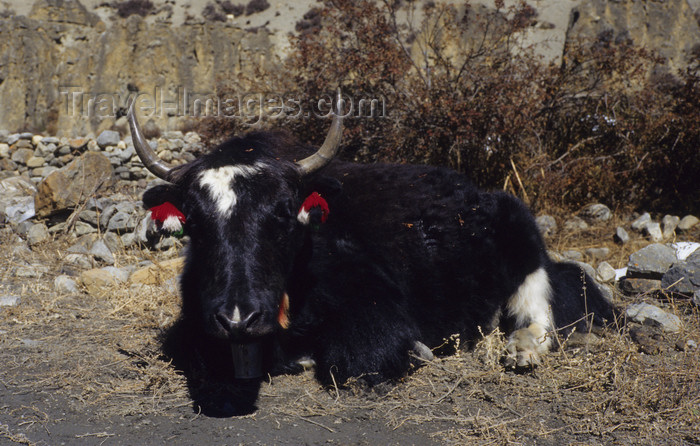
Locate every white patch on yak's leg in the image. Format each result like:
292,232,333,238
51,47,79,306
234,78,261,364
504,267,554,368
198,163,263,217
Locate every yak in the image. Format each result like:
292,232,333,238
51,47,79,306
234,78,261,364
128,94,613,416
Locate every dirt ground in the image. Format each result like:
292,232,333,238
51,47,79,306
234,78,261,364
1,203,699,445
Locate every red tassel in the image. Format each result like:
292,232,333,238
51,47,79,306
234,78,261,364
150,202,185,233
297,192,329,225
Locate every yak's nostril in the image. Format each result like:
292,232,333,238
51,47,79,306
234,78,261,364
216,310,261,335
242,311,260,328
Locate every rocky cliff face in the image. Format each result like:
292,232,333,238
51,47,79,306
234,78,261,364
0,0,698,136
0,0,278,136
567,0,700,73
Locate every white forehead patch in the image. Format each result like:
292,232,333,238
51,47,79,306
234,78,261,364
198,163,263,217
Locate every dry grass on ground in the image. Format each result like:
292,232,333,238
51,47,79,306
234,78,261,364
1,220,699,445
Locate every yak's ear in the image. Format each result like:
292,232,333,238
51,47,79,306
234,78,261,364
143,185,186,237
304,176,343,201
143,184,183,210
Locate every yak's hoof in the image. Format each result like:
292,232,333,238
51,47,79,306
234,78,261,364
504,323,550,369
411,341,434,362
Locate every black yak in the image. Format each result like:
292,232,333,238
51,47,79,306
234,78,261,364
129,94,613,416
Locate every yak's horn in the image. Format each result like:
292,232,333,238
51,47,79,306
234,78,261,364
296,89,344,175
128,100,175,182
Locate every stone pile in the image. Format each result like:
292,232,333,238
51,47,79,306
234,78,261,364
538,204,700,334
0,128,203,224
0,128,202,296
0,127,202,184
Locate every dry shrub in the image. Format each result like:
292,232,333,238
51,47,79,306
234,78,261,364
198,0,699,215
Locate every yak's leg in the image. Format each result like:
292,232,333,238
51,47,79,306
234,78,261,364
504,267,554,368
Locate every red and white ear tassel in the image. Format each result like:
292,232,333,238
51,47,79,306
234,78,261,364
150,202,186,235
297,192,330,225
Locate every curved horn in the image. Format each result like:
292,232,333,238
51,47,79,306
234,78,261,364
128,99,174,182
296,90,344,175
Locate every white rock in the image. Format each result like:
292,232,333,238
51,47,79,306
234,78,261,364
671,242,700,261
678,215,699,232
54,275,80,294
662,215,680,239
631,213,651,231
643,222,663,242
596,262,617,283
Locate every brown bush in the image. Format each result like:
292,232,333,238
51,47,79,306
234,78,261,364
197,0,699,214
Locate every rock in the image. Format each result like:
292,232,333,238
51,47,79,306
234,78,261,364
64,254,94,269
620,277,662,295
11,148,34,165
563,216,589,231
0,143,9,157
671,242,700,261
580,203,612,223
41,137,60,145
6,134,20,146
562,250,583,262
107,211,139,232
678,215,699,232
535,215,557,237
54,275,80,294
28,0,100,26
78,210,100,227
573,261,596,279
596,261,617,283
661,215,680,239
26,156,45,168
15,265,48,278
99,204,119,229
100,266,132,284
0,295,21,307
661,250,700,296
102,232,121,254
121,215,151,248
614,226,630,244
627,243,677,278
615,267,628,281
631,213,651,231
96,130,121,148
0,176,37,224
129,257,184,286
79,267,128,295
626,302,681,333
89,239,115,265
69,138,88,151
661,263,700,296
34,152,114,218
73,221,97,236
67,234,115,265
26,223,50,246
642,222,663,242
585,247,610,261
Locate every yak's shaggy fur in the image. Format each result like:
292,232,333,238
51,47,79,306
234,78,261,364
144,131,613,415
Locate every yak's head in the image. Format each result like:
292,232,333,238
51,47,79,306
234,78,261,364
129,96,343,363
